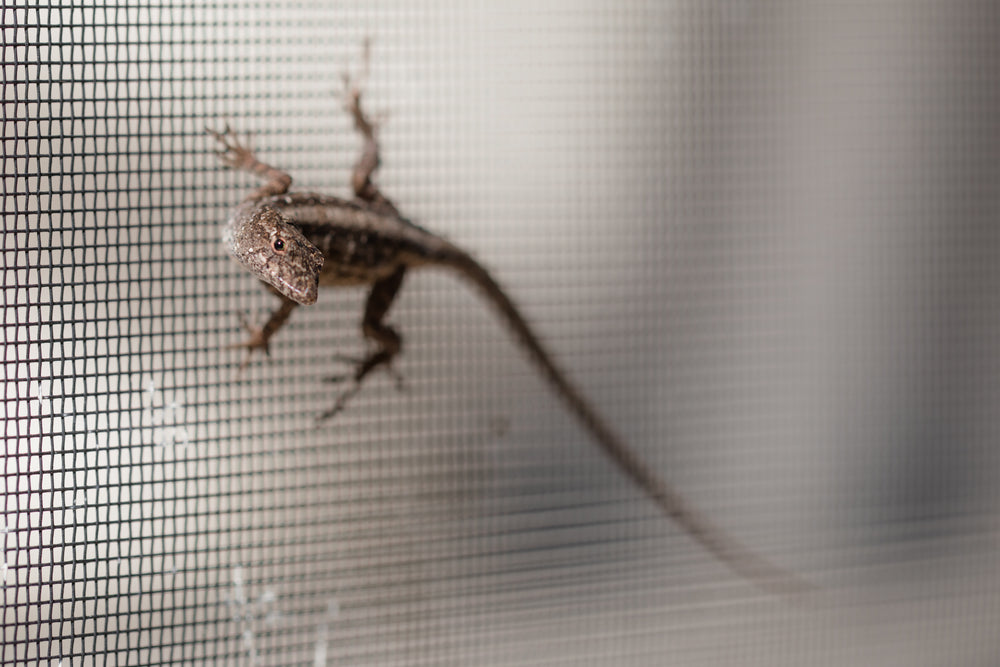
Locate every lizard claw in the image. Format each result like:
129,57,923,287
384,364,406,393
323,353,405,390
340,38,390,131
315,383,361,422
322,353,363,383
340,37,372,98
206,124,256,171
225,312,271,371
316,350,405,421
316,372,401,423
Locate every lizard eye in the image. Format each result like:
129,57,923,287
272,238,286,253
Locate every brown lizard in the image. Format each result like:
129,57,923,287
208,44,809,596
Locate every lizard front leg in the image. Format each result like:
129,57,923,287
207,125,293,201
320,266,406,420
208,127,309,366
229,293,298,371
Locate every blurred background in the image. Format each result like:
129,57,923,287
5,1,1000,664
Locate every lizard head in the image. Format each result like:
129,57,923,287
225,205,324,305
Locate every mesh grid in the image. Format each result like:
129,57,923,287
5,2,1000,665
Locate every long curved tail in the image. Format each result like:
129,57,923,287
438,247,810,596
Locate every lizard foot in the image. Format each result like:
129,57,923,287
225,312,271,372
316,351,405,421
340,38,372,113
316,382,362,422
206,124,257,172
340,39,390,150
324,353,406,391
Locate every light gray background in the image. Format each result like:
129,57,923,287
5,1,1000,664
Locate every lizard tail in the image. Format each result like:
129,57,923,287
437,247,812,597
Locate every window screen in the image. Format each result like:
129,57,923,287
6,2,1000,665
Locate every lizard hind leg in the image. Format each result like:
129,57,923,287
341,39,401,218
317,266,407,421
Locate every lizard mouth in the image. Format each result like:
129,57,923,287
272,270,320,305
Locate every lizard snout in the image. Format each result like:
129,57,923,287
270,239,323,305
